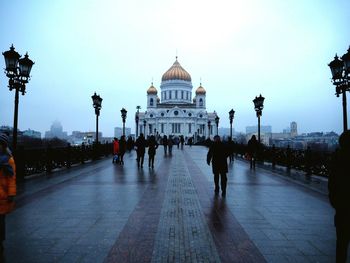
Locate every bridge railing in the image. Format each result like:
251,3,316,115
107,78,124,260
234,144,333,177
15,143,113,179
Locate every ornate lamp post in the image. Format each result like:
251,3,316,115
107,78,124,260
135,106,141,137
207,120,211,139
143,120,147,136
229,109,235,139
120,108,127,136
91,92,102,144
2,44,34,150
215,115,220,136
253,94,265,143
328,47,350,131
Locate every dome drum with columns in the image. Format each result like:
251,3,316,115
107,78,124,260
138,58,217,141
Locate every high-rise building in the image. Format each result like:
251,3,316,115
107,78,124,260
290,121,298,137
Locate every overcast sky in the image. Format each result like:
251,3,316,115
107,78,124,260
0,0,349,137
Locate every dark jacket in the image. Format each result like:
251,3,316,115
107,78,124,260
119,139,126,154
135,136,146,154
328,148,350,213
247,138,259,155
148,139,158,156
207,141,229,174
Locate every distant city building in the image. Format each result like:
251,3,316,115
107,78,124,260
218,127,236,138
68,131,102,145
290,121,298,137
45,121,68,140
114,127,131,138
23,129,41,139
246,125,272,134
0,126,12,135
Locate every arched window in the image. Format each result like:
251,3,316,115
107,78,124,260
199,98,203,106
150,98,154,106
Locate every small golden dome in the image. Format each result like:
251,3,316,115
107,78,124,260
147,84,158,94
162,58,191,82
195,84,206,95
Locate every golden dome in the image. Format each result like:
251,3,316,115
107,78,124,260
195,84,206,95
162,58,191,82
147,84,158,94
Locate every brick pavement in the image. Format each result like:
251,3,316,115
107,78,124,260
3,146,341,262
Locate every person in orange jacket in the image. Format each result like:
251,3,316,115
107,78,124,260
0,134,16,254
112,137,120,163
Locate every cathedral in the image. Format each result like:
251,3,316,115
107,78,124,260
137,58,218,140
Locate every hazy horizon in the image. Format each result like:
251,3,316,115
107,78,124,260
1,0,349,137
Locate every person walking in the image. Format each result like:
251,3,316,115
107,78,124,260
112,137,119,164
147,135,158,168
168,135,173,155
227,136,235,163
162,135,168,155
0,134,16,255
247,135,259,169
180,135,185,150
135,133,146,168
329,130,350,263
119,136,126,165
207,135,229,197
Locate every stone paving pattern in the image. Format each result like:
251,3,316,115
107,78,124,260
3,146,343,262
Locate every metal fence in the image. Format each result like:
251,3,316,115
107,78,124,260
234,144,333,177
15,143,113,179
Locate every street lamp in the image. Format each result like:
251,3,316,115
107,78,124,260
143,120,147,136
207,120,211,138
229,109,235,139
121,108,127,136
253,94,265,143
2,44,34,150
91,92,102,144
215,115,220,135
135,106,141,137
328,47,350,131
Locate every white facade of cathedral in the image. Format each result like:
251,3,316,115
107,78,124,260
137,58,218,139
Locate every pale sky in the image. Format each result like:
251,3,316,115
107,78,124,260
0,0,349,137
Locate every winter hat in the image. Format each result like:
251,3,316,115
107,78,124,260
0,133,9,146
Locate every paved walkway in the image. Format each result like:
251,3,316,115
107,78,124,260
4,146,340,262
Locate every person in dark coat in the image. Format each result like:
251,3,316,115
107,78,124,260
328,130,350,263
168,136,173,155
247,135,259,169
162,135,168,155
135,133,146,168
119,135,126,165
207,135,230,197
227,136,235,163
147,135,158,168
